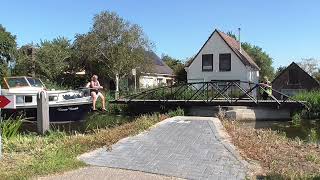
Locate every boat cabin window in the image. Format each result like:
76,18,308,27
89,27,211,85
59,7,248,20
27,78,44,87
4,77,45,88
6,77,30,88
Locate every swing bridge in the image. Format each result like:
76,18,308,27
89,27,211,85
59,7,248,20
110,80,308,110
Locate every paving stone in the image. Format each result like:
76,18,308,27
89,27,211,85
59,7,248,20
79,117,248,180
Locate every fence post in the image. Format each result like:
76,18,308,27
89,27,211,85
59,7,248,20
37,91,49,134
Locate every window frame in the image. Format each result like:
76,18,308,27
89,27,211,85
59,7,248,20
202,54,213,72
219,53,231,72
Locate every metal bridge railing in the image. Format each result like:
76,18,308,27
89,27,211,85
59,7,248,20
119,80,308,109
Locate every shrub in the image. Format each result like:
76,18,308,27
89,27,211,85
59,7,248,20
292,113,302,127
294,91,320,119
167,107,184,117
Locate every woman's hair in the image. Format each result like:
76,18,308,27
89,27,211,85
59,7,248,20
91,75,98,81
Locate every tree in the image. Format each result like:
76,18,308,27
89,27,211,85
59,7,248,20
74,11,152,95
161,55,186,83
275,65,287,77
298,58,319,76
314,69,320,82
14,44,36,76
35,37,72,82
226,31,275,80
241,42,275,80
0,24,17,79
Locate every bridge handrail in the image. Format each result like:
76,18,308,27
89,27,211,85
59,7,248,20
117,80,308,109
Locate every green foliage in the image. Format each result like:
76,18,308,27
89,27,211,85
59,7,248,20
73,11,152,89
167,107,184,117
0,113,163,179
162,55,187,82
0,62,9,84
275,66,287,77
0,24,17,80
13,44,36,76
294,90,320,118
292,113,301,127
0,24,17,63
225,31,275,80
241,42,275,80
308,128,318,143
35,37,72,82
85,113,133,131
0,117,23,139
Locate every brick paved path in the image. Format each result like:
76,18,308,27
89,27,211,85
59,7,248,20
79,117,248,180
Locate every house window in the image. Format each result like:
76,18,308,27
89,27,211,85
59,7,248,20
202,54,213,71
219,53,231,71
288,69,299,84
157,78,163,85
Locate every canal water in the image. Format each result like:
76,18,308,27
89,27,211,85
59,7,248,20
240,119,320,142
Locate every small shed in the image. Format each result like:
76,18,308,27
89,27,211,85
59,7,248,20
272,62,320,99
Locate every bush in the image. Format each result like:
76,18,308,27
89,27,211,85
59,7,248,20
167,107,184,117
294,91,320,118
292,113,302,127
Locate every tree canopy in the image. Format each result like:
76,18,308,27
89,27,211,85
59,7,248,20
241,42,275,80
35,37,72,82
227,31,275,80
161,55,186,83
73,11,152,90
0,24,17,79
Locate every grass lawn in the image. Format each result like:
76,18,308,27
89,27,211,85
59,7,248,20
0,113,169,180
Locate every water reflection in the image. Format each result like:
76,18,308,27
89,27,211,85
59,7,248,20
240,119,320,142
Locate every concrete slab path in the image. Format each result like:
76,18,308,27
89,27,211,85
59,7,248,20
79,116,249,180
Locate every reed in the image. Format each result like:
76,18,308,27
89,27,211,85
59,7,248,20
294,90,320,118
0,117,23,139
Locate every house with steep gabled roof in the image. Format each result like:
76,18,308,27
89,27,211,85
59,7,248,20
185,29,260,88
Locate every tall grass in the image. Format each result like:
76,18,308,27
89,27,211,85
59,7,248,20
0,117,23,139
294,90,320,118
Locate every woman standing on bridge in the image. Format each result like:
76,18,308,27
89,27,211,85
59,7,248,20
260,76,272,100
89,75,106,111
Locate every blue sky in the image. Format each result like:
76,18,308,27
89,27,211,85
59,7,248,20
1,0,320,68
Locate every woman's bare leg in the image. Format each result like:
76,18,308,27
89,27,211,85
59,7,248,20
101,94,106,110
91,92,98,110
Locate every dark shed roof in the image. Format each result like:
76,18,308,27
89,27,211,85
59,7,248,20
272,62,320,91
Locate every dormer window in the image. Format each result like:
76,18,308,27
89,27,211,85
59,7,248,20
202,54,213,71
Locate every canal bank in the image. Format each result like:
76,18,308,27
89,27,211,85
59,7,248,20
186,106,292,120
222,119,320,179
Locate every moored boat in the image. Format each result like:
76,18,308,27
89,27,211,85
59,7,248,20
1,76,92,122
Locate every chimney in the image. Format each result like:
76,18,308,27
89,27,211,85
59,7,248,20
238,27,241,53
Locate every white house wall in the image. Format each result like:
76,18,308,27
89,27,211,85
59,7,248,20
139,75,173,89
186,32,259,83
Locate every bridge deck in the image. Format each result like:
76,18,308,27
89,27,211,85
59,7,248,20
110,99,306,109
